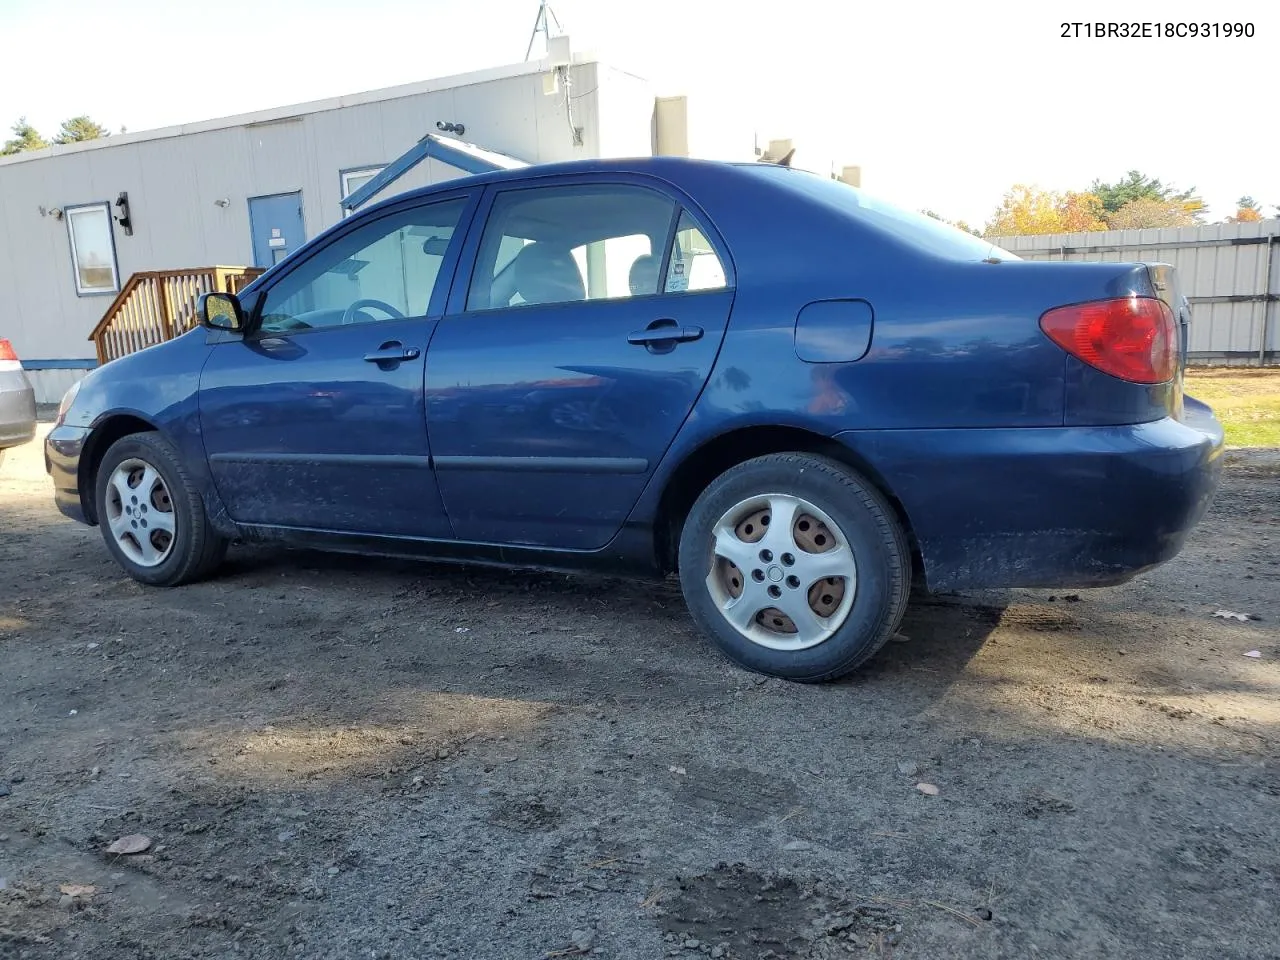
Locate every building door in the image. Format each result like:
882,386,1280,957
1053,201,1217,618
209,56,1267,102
248,192,305,268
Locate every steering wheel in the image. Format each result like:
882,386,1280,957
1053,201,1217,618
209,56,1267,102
341,298,406,325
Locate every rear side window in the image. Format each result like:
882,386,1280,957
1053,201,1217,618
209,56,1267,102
467,184,677,311
664,211,726,293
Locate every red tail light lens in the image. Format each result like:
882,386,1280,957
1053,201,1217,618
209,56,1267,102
1040,296,1177,384
0,338,17,362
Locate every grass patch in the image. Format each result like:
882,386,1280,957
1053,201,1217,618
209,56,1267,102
1184,367,1280,447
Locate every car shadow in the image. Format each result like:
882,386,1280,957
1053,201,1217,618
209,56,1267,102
857,591,1008,683
214,543,1006,697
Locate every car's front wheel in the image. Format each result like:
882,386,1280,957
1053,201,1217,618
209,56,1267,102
677,453,911,682
95,432,228,586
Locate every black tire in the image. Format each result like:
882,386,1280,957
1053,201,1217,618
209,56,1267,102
94,431,228,587
677,452,910,682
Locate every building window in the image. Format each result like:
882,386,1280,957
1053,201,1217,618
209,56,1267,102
340,166,385,216
65,202,120,296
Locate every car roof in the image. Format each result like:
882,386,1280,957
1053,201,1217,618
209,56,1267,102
384,155,758,206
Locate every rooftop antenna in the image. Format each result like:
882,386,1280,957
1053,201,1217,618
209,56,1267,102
524,0,563,61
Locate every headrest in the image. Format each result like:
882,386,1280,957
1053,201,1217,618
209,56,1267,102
628,254,659,296
512,243,585,305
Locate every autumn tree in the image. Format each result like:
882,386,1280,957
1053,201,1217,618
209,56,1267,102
1091,170,1206,225
983,185,1107,237
1228,196,1263,223
52,115,110,144
1,117,48,155
1105,196,1201,230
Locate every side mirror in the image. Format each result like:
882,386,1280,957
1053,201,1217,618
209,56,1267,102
198,292,246,332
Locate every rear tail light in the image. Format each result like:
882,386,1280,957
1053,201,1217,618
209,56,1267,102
0,338,17,362
1039,296,1177,384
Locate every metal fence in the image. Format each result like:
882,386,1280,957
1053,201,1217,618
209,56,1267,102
991,220,1279,365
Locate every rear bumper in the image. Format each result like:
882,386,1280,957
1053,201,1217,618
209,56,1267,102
834,402,1224,591
0,385,37,449
45,424,92,525
0,420,36,449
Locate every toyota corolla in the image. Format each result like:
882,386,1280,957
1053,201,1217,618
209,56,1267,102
46,157,1223,681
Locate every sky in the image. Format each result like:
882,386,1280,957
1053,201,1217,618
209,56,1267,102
1,0,1275,227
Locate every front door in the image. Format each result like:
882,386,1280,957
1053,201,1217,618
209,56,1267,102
425,179,735,549
200,191,475,537
248,192,305,268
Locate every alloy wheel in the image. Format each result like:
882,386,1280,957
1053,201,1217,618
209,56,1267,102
103,458,177,568
704,493,857,651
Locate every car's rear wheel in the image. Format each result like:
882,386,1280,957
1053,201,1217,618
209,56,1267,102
677,453,910,682
95,432,227,586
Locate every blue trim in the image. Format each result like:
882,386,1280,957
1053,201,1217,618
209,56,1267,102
341,139,435,213
425,138,524,176
340,134,527,213
21,359,98,370
63,200,122,298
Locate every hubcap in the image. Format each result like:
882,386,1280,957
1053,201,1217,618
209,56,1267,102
104,458,176,568
705,493,857,651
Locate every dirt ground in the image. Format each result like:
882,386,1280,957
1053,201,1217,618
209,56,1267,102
1,425,1277,960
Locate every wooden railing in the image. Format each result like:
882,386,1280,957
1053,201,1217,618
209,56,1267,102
89,266,264,364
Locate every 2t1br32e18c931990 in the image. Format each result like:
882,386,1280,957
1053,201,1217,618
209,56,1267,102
1060,20,1255,38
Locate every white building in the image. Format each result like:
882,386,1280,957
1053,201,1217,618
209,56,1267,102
0,50,856,402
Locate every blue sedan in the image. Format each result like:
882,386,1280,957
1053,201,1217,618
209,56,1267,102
45,158,1223,681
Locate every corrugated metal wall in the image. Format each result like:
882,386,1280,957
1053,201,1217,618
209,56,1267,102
992,221,1280,364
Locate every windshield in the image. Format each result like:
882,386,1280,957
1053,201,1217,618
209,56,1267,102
744,165,1017,262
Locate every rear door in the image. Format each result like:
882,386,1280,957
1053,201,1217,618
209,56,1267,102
425,176,735,549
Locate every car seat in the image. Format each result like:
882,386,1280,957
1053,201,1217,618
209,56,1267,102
512,243,586,305
628,254,659,296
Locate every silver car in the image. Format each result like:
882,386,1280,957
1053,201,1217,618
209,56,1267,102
0,337,37,468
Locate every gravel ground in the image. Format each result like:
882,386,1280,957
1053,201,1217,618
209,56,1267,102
1,426,1278,960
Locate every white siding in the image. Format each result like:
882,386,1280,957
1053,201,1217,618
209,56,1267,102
26,369,83,406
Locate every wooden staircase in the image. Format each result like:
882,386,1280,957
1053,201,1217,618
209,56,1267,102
89,266,264,364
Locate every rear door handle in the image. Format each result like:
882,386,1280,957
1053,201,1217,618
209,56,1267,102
363,343,420,363
627,324,704,347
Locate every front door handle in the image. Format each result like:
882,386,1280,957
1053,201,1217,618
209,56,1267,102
363,342,421,363
627,322,704,347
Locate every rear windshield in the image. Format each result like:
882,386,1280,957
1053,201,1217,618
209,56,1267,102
744,165,1018,262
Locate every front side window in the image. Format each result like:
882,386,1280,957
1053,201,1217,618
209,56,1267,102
466,184,678,311
65,202,119,296
258,197,466,334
